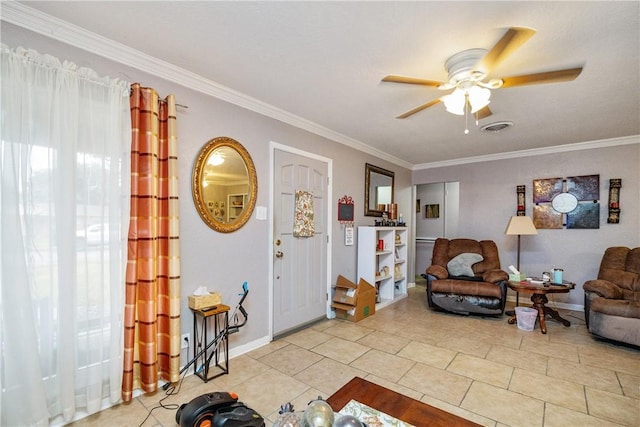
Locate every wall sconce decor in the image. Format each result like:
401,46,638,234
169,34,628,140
607,179,621,224
516,185,526,216
533,174,600,229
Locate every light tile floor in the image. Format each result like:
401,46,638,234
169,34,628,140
70,286,639,427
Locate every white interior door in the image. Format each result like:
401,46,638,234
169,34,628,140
273,148,329,336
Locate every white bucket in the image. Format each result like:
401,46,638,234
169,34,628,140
515,307,538,331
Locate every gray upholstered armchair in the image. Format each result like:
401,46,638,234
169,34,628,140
426,238,508,316
583,246,640,346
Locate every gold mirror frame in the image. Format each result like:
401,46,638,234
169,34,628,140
192,136,258,232
364,163,395,217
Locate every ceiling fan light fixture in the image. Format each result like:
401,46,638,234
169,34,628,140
442,89,466,115
467,85,491,113
442,85,491,115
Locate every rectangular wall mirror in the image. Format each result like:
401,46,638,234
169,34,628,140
364,163,395,217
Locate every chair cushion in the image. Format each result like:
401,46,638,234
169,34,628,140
482,269,509,284
584,279,624,299
431,279,504,299
447,253,483,277
590,297,640,319
426,264,448,280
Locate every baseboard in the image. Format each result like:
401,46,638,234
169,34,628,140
507,295,584,312
228,336,272,359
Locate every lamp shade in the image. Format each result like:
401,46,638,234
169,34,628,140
442,89,466,115
505,216,538,236
467,85,491,113
442,85,492,116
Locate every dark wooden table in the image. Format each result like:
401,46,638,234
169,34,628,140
507,280,575,334
326,377,480,426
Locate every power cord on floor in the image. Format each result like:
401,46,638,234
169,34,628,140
137,345,190,427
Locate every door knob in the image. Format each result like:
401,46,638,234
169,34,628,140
275,251,284,258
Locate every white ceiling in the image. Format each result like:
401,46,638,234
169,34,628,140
9,1,640,167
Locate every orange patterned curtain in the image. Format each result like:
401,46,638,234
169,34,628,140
122,83,181,402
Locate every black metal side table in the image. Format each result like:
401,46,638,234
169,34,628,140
190,304,230,382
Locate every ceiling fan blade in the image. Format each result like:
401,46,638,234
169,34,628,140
500,67,583,88
480,27,536,74
475,106,492,120
396,98,442,119
382,75,443,88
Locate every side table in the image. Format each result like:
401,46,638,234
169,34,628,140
190,304,230,382
507,280,575,334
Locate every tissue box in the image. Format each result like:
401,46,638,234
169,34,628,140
188,292,221,310
509,273,526,282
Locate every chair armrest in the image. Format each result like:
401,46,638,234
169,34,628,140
482,269,509,284
426,265,448,280
583,279,624,299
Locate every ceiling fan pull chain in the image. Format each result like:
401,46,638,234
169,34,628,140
464,96,470,134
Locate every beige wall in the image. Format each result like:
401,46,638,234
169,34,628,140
5,21,638,359
2,23,413,360
412,142,640,307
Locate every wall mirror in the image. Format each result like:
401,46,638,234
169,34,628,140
192,136,257,232
364,163,395,217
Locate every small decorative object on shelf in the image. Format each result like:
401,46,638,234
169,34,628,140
608,178,621,224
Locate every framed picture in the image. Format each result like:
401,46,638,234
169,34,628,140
426,204,440,219
337,195,354,223
533,177,563,203
344,226,354,246
566,175,599,201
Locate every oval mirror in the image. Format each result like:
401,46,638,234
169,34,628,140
192,136,257,232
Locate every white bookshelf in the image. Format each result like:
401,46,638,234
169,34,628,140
357,226,408,310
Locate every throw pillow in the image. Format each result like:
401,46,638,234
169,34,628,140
447,253,484,277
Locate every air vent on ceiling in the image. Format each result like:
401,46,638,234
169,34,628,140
480,121,513,133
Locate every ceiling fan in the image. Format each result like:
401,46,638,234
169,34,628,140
382,27,583,130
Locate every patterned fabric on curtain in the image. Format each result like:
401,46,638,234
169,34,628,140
122,83,181,401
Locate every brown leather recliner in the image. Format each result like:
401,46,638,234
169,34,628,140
426,238,508,316
583,247,640,347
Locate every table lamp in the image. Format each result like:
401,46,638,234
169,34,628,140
505,215,538,310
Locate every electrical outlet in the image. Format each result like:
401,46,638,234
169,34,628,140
181,333,190,349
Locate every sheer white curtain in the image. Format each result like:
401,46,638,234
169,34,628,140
1,45,130,425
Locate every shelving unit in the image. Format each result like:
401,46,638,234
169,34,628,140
357,226,408,310
226,193,247,222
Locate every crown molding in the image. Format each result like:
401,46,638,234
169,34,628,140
412,135,640,170
4,3,636,173
2,1,412,169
